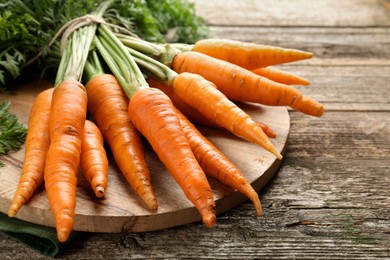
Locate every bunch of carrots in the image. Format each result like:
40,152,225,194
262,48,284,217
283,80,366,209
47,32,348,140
7,2,324,243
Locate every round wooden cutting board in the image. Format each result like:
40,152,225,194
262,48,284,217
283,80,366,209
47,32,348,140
0,82,290,233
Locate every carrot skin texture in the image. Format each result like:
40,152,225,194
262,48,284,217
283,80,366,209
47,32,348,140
80,120,109,198
44,80,87,243
251,67,311,86
192,38,313,69
129,88,216,227
176,108,262,215
86,74,157,210
173,52,324,117
172,72,282,159
148,77,276,138
8,88,54,217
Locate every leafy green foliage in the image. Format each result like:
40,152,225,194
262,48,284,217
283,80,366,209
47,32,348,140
0,0,209,90
0,101,27,167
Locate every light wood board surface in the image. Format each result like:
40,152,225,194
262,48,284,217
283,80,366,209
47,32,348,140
0,82,289,233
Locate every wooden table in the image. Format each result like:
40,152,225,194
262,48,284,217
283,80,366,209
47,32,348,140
1,0,389,258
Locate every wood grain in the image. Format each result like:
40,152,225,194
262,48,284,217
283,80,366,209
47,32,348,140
1,0,390,258
0,82,289,233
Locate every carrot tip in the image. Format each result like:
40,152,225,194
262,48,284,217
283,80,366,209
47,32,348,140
146,198,158,211
57,230,71,243
203,214,217,227
94,186,105,198
7,209,17,218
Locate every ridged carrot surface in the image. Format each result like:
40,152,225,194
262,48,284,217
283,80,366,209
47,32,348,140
129,87,216,227
85,74,157,210
173,51,324,117
80,119,108,198
8,88,54,217
44,80,87,243
176,108,262,215
251,67,311,86
171,72,282,159
192,38,313,69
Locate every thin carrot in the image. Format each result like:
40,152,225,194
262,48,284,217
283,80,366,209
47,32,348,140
175,107,262,215
251,67,311,86
80,119,108,198
192,38,313,69
147,77,276,138
128,87,216,227
171,72,282,159
8,88,54,217
44,80,87,243
85,74,157,210
172,51,324,117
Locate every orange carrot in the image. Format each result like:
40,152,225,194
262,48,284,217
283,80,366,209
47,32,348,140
251,67,311,86
86,74,157,210
147,77,276,138
172,51,324,117
44,80,87,243
192,38,313,69
80,119,108,198
171,72,282,159
8,88,54,217
128,87,216,227
176,108,262,215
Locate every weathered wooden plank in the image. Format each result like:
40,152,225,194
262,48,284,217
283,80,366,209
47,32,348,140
192,0,390,27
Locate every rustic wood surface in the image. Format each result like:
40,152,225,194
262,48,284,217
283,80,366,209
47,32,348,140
0,84,289,233
1,0,389,258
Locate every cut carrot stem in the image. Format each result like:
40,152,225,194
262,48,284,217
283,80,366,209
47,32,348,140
129,87,216,227
8,88,54,217
85,73,157,210
80,119,109,198
172,51,324,117
44,80,88,243
172,72,282,159
176,108,262,215
251,67,311,86
192,38,313,69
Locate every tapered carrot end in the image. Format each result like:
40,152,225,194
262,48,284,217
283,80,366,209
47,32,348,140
94,186,105,198
57,230,72,243
7,208,17,218
202,213,217,227
291,95,324,117
145,197,158,211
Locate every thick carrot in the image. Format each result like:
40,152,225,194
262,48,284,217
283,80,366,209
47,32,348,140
80,119,108,198
172,51,324,117
251,67,311,86
8,88,54,217
192,38,313,69
128,87,216,227
175,108,262,215
172,72,282,159
86,74,157,210
44,80,87,243
147,77,276,138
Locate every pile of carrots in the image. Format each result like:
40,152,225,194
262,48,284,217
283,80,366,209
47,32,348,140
7,11,324,243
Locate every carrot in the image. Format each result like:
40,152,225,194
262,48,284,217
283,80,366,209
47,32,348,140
251,67,311,86
147,77,276,138
128,87,216,227
172,51,324,117
44,80,87,243
85,74,157,210
172,72,282,159
7,88,54,217
192,38,313,69
175,108,262,215
80,119,108,198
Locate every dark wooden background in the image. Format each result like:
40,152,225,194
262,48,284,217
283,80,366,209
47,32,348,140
1,0,389,258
